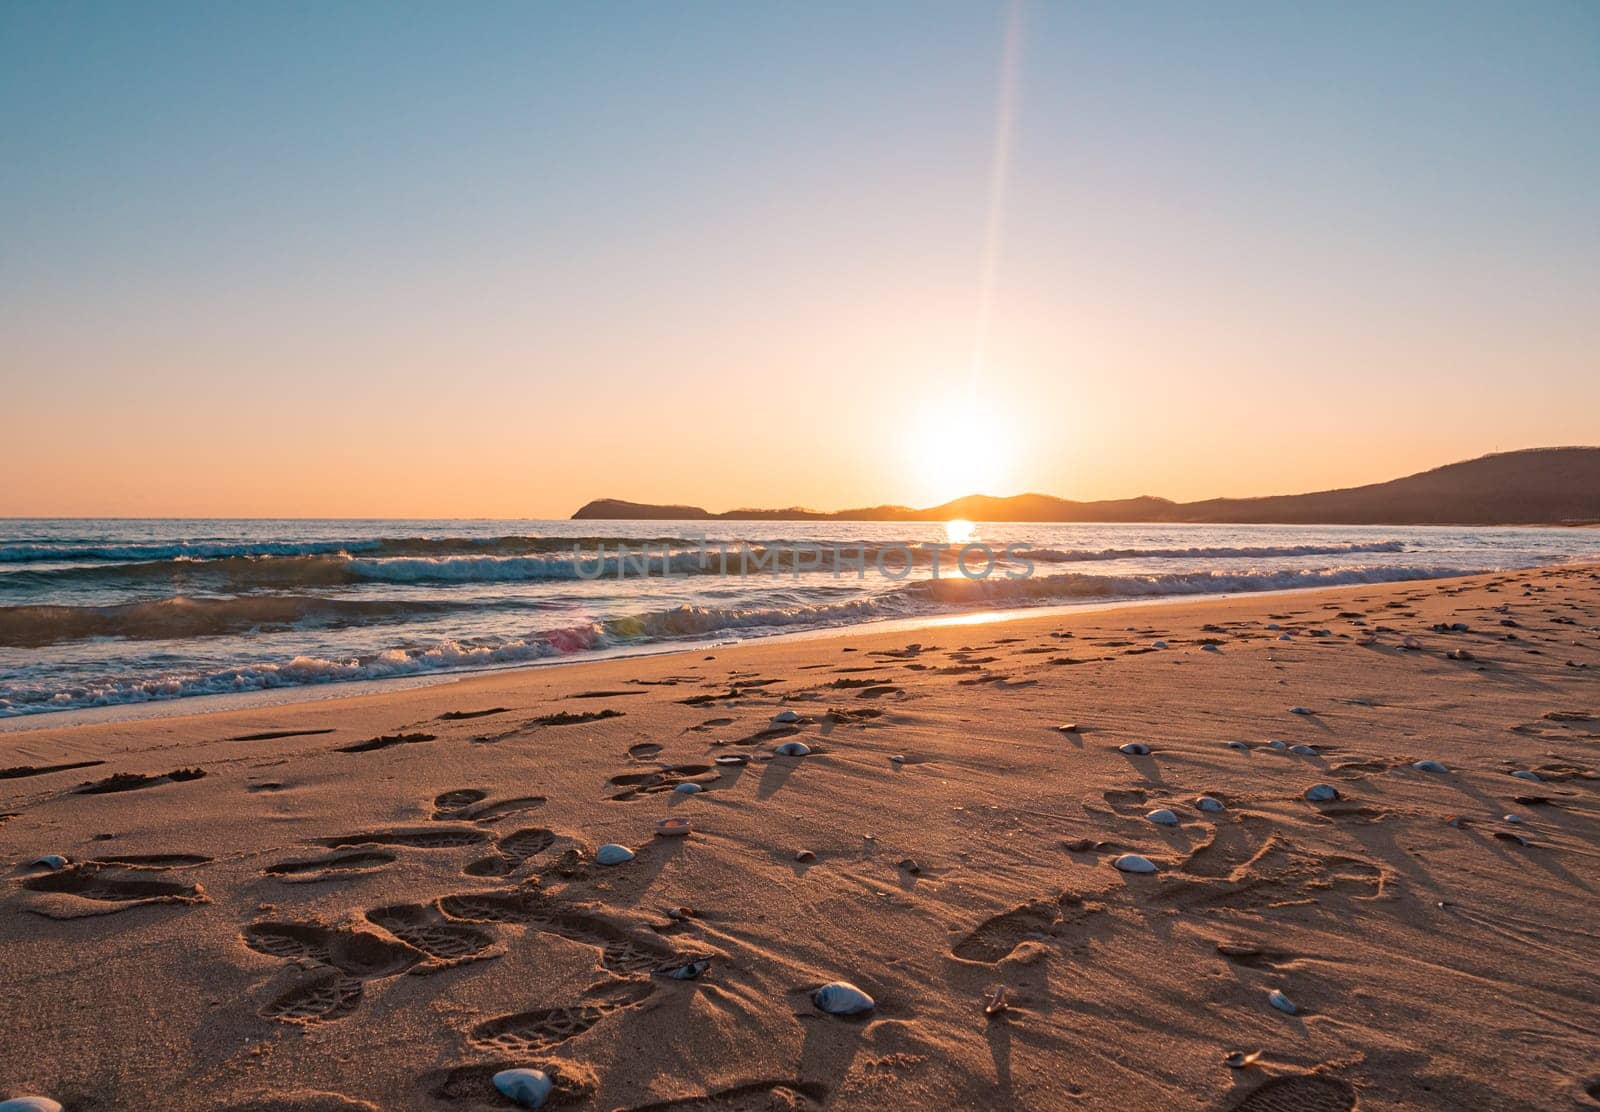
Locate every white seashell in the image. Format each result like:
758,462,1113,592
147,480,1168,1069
1117,743,1151,755
1152,640,1168,649
1503,813,1524,824
1113,853,1158,874
1304,784,1339,802
655,958,711,980
1266,740,1288,752
654,818,691,837
1289,744,1318,756
595,843,635,866
1413,760,1449,773
774,741,811,756
890,754,906,763
27,855,68,871
772,709,800,723
673,783,701,793
1145,809,1179,826
493,1067,554,1108
1289,706,1313,716
1509,770,1541,782
714,754,747,765
813,981,875,1015
1266,990,1297,1015
1202,644,1221,653
1226,740,1251,750
1195,796,1225,813
0,1100,64,1112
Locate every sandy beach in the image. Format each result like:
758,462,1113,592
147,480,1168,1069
2,565,1597,1111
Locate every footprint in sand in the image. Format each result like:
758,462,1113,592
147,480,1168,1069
0,759,105,780
365,903,499,968
90,853,211,868
628,742,664,760
468,980,656,1053
264,849,397,883
21,862,209,919
335,732,436,754
315,827,491,850
607,765,717,801
621,1081,829,1111
242,920,423,1023
1228,1075,1356,1112
952,895,1104,963
435,889,679,972
72,768,206,795
463,827,557,877
431,789,548,823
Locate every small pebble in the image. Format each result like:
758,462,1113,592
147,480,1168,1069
492,1069,554,1109
813,981,875,1015
595,843,635,866
1144,808,1179,826
654,958,711,980
1277,634,1292,642
1289,706,1313,716
1267,990,1298,1015
1304,784,1339,802
1152,640,1168,649
772,709,800,723
897,858,921,874
1112,853,1158,874
1201,644,1221,653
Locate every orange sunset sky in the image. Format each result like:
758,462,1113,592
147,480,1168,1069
3,2,1597,519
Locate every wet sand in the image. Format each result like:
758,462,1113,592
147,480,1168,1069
2,565,1598,1111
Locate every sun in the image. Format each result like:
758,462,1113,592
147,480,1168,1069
903,397,1012,506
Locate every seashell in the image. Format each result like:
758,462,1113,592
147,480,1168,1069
772,709,800,723
1413,760,1449,773
774,741,811,756
1117,742,1151,755
26,855,68,871
1447,648,1473,661
1266,624,1281,631
1226,740,1251,750
1195,796,1225,813
654,958,711,980
492,1069,554,1109
813,981,875,1015
664,906,696,920
0,1100,64,1112
1144,808,1179,826
1509,770,1541,782
1112,853,1158,874
1266,989,1297,1014
984,984,1009,1015
794,849,816,863
889,754,906,763
1062,838,1095,852
1224,1050,1262,1069
673,783,701,793
1289,744,1318,756
897,858,921,874
1266,740,1288,752
654,818,691,838
1502,813,1524,824
1055,723,1080,733
1277,633,1292,641
1202,644,1221,652
1493,831,1530,846
714,755,748,765
595,843,636,865
1152,640,1168,649
1289,706,1312,716
1304,784,1339,802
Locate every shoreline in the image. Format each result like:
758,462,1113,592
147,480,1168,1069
0,568,1536,735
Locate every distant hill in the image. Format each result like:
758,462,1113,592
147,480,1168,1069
571,447,1600,526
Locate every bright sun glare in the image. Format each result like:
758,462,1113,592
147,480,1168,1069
905,398,1012,506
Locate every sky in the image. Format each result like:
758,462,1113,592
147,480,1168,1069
3,0,1597,518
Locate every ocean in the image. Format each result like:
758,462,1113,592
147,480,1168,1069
3,518,1597,719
